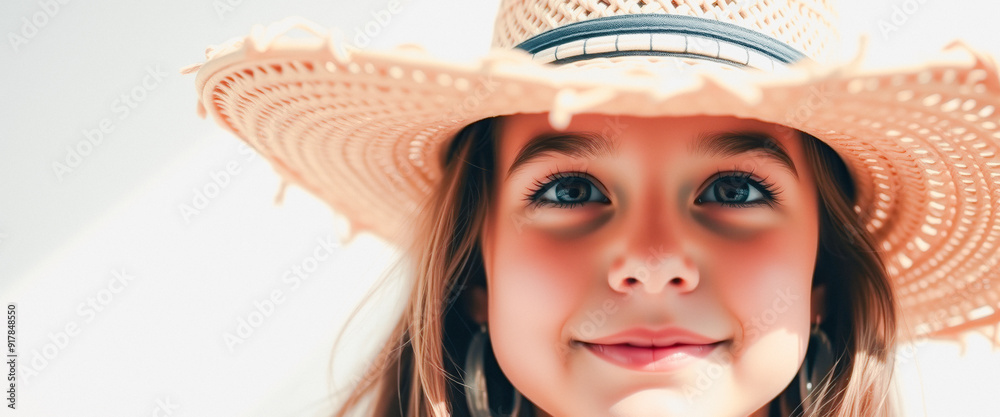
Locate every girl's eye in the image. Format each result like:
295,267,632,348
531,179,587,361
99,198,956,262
525,172,610,209
695,171,780,208
524,170,779,209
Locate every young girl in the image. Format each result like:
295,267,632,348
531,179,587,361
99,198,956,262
337,113,896,417
187,0,1000,416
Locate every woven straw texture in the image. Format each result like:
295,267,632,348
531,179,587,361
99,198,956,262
492,0,837,62
187,1,1000,342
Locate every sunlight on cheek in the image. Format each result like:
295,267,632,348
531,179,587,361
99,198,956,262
732,328,805,405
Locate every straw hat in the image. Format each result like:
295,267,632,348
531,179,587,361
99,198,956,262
185,0,1000,341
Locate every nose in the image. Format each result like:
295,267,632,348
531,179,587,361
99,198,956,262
607,199,700,295
608,248,700,294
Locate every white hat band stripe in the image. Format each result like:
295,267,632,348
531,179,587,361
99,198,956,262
532,32,779,71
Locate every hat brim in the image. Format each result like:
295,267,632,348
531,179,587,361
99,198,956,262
190,22,1000,341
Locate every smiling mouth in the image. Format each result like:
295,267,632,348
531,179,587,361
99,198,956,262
578,341,725,372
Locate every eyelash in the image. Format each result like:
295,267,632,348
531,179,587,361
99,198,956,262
700,167,784,209
522,166,783,209
523,168,605,210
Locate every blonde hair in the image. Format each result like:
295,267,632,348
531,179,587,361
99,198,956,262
331,116,899,417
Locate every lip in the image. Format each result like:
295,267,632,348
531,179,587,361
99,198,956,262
578,327,725,372
581,341,723,372
584,326,722,347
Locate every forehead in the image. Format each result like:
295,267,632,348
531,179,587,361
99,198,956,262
498,113,799,150
495,113,805,179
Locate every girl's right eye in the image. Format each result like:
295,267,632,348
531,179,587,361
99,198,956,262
524,172,611,209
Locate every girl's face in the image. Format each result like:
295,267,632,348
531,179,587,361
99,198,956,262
479,114,821,417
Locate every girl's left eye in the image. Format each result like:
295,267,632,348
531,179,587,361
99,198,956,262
695,171,780,208
525,172,610,209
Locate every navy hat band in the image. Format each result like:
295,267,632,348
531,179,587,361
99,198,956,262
513,14,808,70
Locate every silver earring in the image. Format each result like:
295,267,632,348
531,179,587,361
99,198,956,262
465,325,523,417
798,315,834,410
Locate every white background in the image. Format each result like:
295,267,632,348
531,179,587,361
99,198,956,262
3,0,1000,416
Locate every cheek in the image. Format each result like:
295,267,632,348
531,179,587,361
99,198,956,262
487,227,594,341
708,225,816,401
714,227,816,319
485,225,599,403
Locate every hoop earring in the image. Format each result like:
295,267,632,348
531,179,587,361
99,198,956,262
798,315,834,410
465,325,523,417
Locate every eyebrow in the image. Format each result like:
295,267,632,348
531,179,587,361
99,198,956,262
504,130,798,181
690,131,799,179
505,132,620,180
